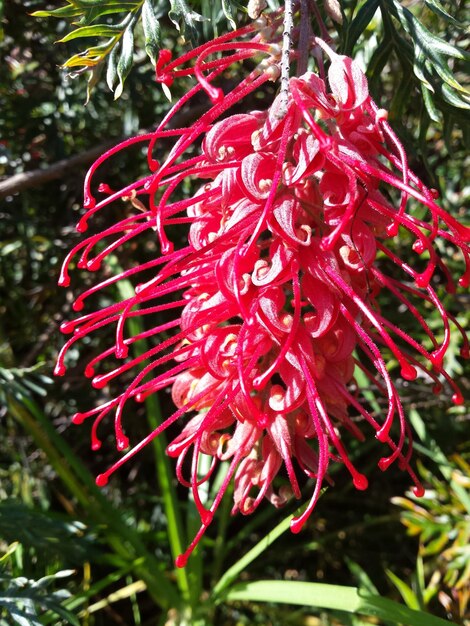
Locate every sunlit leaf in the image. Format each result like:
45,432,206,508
221,0,237,30
114,17,136,99
421,83,442,122
58,24,121,42
0,569,79,626
106,42,119,90
384,0,469,107
32,6,84,18
224,580,455,626
142,0,161,64
32,0,144,97
169,0,206,45
424,0,464,28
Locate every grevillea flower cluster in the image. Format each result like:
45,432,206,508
56,14,469,566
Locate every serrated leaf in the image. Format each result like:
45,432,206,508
142,0,160,64
114,18,135,99
169,0,205,45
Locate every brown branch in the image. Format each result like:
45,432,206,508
0,142,115,200
0,102,211,200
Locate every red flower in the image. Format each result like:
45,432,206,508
56,26,469,566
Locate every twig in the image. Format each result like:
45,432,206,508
0,144,114,200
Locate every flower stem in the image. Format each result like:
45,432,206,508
278,0,294,117
297,0,311,75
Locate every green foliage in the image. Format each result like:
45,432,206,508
32,0,151,102
0,501,94,565
393,455,470,622
168,0,206,44
32,0,232,99
0,365,51,404
31,0,470,138
341,0,469,134
0,544,78,626
383,0,470,119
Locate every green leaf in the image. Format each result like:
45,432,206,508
0,501,94,564
385,0,469,96
32,6,84,18
114,17,136,99
343,0,380,56
386,570,420,610
58,24,121,42
367,36,393,97
73,0,138,7
409,409,470,516
142,0,160,64
424,0,463,27
224,580,457,626
0,570,79,626
81,3,143,23
106,42,119,90
33,0,145,97
221,0,237,30
8,396,180,610
169,0,205,45
421,82,442,123
389,68,414,121
32,2,140,20
345,558,379,596
388,0,469,61
62,42,114,69
441,82,470,109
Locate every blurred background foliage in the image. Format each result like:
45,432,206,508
0,0,468,624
